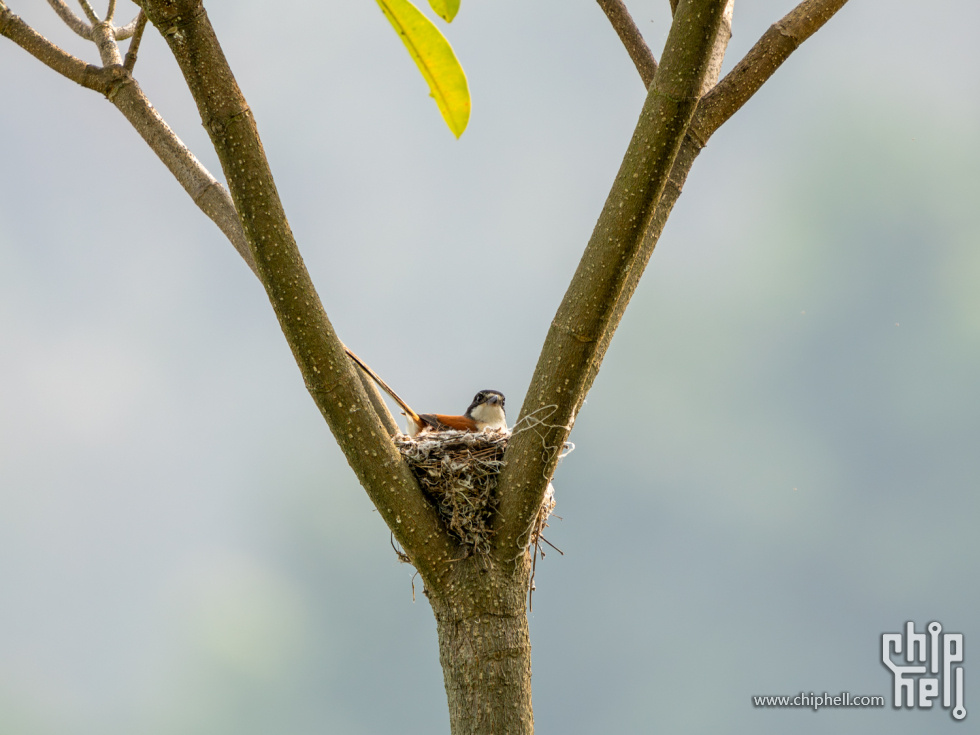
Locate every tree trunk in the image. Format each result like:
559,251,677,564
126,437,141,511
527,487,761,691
430,554,534,735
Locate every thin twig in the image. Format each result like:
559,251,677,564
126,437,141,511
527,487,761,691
528,541,538,611
46,0,92,39
390,533,411,563
596,0,657,87
76,0,100,24
123,10,146,72
105,0,116,24
539,536,564,555
114,13,140,39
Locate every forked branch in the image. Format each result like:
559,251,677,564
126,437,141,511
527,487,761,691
1,1,255,272
496,0,850,560
1,3,106,88
2,0,853,597
494,0,730,560
694,0,850,139
581,0,850,410
134,0,459,586
45,0,139,39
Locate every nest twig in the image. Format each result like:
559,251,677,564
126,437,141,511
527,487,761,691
395,430,558,554
396,429,510,555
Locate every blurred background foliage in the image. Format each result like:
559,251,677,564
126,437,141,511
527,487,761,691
0,1,976,733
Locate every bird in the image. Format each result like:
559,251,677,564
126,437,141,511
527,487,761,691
344,347,507,436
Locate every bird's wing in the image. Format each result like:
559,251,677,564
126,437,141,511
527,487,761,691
418,414,478,432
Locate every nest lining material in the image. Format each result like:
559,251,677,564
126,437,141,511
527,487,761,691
394,429,555,556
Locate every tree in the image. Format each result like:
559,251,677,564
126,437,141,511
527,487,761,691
4,1,975,733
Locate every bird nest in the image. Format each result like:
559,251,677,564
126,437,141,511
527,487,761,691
394,429,554,557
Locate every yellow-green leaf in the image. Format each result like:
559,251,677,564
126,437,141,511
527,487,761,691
376,0,470,138
427,0,460,23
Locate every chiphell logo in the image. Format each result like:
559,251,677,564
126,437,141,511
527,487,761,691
882,621,966,721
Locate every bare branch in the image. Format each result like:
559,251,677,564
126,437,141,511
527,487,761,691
694,0,850,140
90,19,122,65
2,4,107,90
76,0,100,24
496,3,850,553
123,10,145,71
1,3,255,273
113,12,139,39
700,0,733,95
136,0,458,584
494,0,731,561
105,0,116,23
46,0,92,39
108,73,256,270
582,0,849,405
596,0,657,87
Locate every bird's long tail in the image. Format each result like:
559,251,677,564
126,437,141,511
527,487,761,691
343,346,421,426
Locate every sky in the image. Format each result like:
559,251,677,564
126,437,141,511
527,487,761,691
1,1,978,733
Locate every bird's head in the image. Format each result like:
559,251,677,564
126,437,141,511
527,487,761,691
465,390,507,431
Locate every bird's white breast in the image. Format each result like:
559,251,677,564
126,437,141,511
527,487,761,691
469,402,507,431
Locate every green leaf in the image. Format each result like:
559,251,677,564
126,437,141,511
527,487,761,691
376,0,470,138
427,0,460,23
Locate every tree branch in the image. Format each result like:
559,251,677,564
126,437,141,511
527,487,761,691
2,2,257,274
493,0,730,561
123,10,146,72
5,0,850,596
1,3,107,90
581,0,849,411
596,0,657,87
694,0,850,140
135,0,459,586
77,0,100,24
700,0,733,95
45,0,93,39
107,69,257,272
500,0,846,552
113,13,140,40
90,18,122,66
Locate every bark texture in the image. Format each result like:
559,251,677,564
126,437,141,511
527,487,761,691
431,555,534,735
